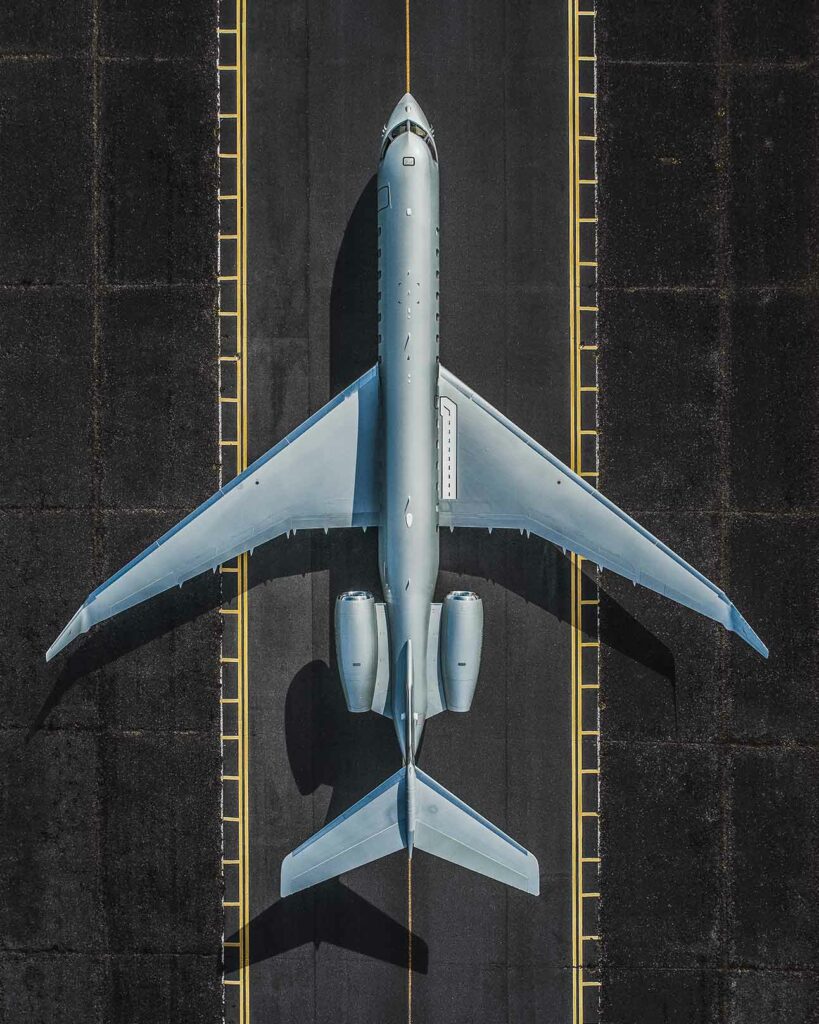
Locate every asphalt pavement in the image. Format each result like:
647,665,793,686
238,3,577,1022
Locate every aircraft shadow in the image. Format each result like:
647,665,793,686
236,656,425,972
34,175,674,974
35,170,674,741
29,573,221,739
226,876,428,972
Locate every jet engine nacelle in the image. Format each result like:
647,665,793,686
335,591,379,712
440,591,484,712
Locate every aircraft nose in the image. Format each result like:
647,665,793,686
384,92,431,137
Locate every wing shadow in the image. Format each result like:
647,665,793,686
36,170,671,720
439,528,676,684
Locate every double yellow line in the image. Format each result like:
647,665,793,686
568,1,601,1023
218,1,250,1022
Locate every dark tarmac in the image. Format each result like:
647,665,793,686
0,1,816,1023
236,3,578,1022
597,2,819,1020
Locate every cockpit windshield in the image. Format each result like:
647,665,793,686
381,120,437,162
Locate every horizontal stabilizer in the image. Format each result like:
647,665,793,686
280,765,539,897
413,768,540,895
280,768,405,897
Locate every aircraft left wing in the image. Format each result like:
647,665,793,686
47,366,382,661
437,366,767,657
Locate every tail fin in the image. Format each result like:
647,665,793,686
280,765,539,897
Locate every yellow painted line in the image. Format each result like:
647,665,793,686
581,729,600,736
578,55,596,62
582,892,601,899
580,385,598,393
582,935,600,941
218,4,250,1019
223,816,240,823
407,855,413,1022
579,305,598,311
581,768,600,775
580,429,597,435
218,27,238,34
581,683,600,690
580,345,599,351
578,9,596,14
581,811,599,818
580,598,599,606
582,856,601,864
581,640,600,647
578,217,597,224
580,178,597,185
579,92,596,98
405,0,411,95
239,7,251,1018
582,981,602,988
579,260,597,267
579,135,596,142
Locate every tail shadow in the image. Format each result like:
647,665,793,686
228,877,428,972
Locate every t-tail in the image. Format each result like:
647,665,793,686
280,640,540,898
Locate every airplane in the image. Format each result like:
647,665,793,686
47,93,767,899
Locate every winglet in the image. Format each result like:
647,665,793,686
46,602,93,662
729,606,769,659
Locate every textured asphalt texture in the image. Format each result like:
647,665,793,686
597,2,818,1021
0,1,223,1022
1,2,816,1024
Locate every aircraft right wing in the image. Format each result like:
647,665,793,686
47,366,382,661
437,366,767,657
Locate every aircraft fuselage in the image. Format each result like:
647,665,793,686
376,97,440,757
